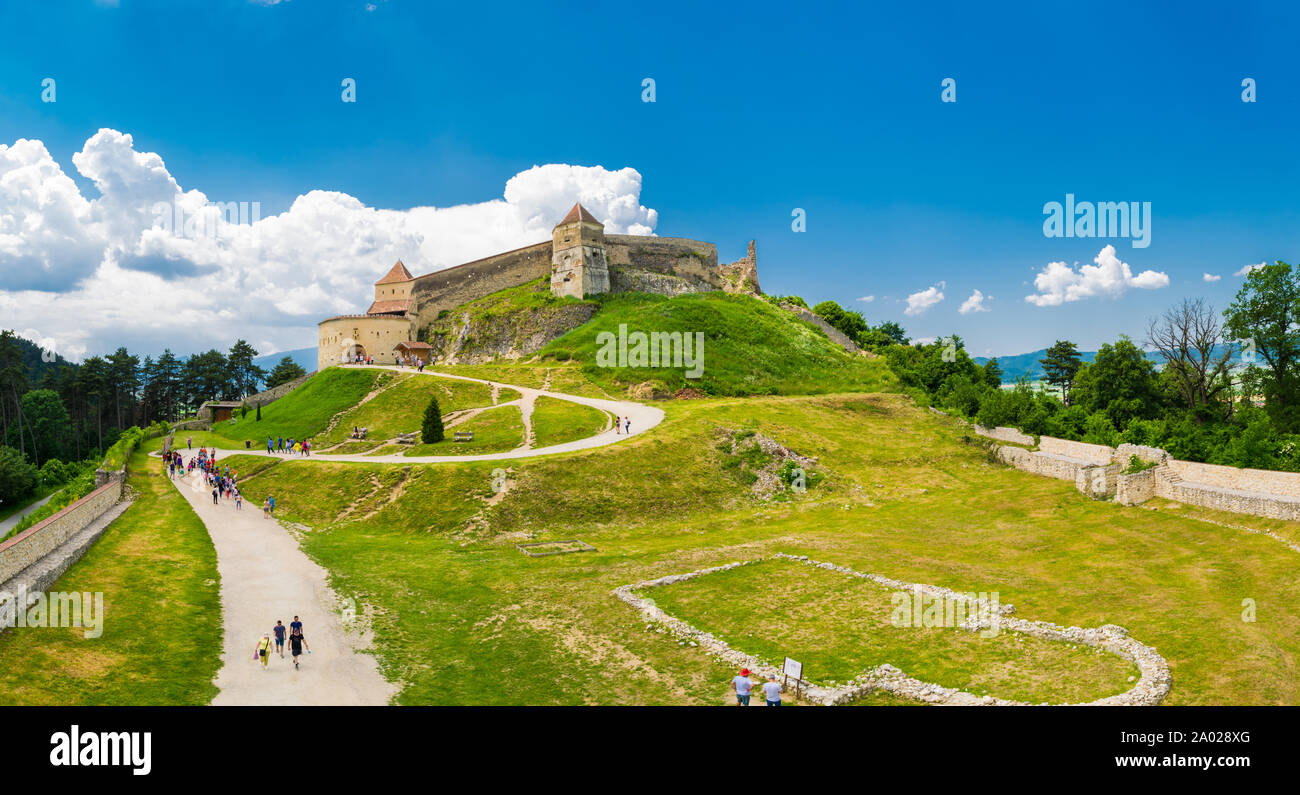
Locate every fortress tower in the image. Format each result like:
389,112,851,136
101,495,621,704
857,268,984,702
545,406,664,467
550,203,610,299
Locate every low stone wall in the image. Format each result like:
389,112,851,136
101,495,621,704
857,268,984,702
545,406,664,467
0,480,122,585
1115,467,1157,505
974,425,1035,446
1165,458,1300,499
996,446,1089,481
613,553,1170,706
1116,443,1168,466
1076,463,1121,499
1037,436,1114,465
1159,477,1300,520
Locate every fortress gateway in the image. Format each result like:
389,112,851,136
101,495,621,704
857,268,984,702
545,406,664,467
316,203,760,370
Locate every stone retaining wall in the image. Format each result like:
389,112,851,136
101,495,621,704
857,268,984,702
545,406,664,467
975,425,1035,446
0,480,122,585
996,446,1089,481
1036,436,1115,465
980,424,1300,520
1115,467,1157,505
1164,458,1300,499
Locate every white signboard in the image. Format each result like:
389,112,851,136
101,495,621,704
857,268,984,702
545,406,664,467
783,657,803,680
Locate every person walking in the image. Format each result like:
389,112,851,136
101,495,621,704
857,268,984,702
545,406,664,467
262,497,271,519
254,633,273,670
625,417,631,434
731,668,755,706
273,620,287,658
761,675,783,706
289,630,309,670
187,436,192,450
268,495,275,517
290,615,303,637
267,437,273,454
614,416,621,435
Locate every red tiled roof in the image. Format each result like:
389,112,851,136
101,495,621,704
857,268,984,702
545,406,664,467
366,299,411,315
557,202,601,226
375,260,415,285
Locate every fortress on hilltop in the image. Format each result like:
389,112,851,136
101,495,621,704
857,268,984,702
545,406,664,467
317,202,761,370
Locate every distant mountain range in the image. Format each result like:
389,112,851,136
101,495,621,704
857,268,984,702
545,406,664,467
974,348,1165,384
253,347,316,378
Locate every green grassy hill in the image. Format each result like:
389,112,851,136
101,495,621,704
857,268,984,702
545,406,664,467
212,367,385,442
538,291,895,397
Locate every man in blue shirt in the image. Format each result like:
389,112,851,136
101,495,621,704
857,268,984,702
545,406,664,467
273,620,287,658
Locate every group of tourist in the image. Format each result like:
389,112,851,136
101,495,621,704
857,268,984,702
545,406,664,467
164,444,278,518
267,436,311,456
730,668,784,706
350,353,374,365
394,354,426,372
254,615,310,671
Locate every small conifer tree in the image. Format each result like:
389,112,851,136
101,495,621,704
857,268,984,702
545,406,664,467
422,395,444,443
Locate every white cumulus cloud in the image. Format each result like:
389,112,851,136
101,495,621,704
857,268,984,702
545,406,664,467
904,282,944,316
1024,245,1169,307
1203,273,1221,282
959,289,990,314
1236,262,1266,276
0,128,659,361
857,295,875,303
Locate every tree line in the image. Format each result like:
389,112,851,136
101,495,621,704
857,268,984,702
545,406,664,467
793,260,1300,472
0,332,306,470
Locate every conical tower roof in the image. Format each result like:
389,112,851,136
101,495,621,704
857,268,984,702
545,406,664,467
375,260,414,285
556,203,601,226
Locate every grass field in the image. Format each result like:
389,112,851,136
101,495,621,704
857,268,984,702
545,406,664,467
313,372,514,450
211,360,1300,705
402,404,525,456
647,558,1136,703
530,396,609,448
0,439,221,705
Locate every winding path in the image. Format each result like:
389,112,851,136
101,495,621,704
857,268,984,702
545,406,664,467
169,473,395,705
167,365,663,704
205,365,665,463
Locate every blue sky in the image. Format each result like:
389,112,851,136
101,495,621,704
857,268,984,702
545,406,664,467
2,0,1299,359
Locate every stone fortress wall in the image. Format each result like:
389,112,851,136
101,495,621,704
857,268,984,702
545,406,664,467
0,477,133,634
406,234,739,332
972,424,1300,520
408,241,553,327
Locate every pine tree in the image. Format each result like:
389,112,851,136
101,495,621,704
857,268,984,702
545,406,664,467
422,395,444,444
1039,340,1083,403
256,401,262,421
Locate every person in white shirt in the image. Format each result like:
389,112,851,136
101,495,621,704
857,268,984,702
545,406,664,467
762,675,783,706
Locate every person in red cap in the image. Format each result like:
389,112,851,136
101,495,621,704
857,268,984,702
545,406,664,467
731,668,755,706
